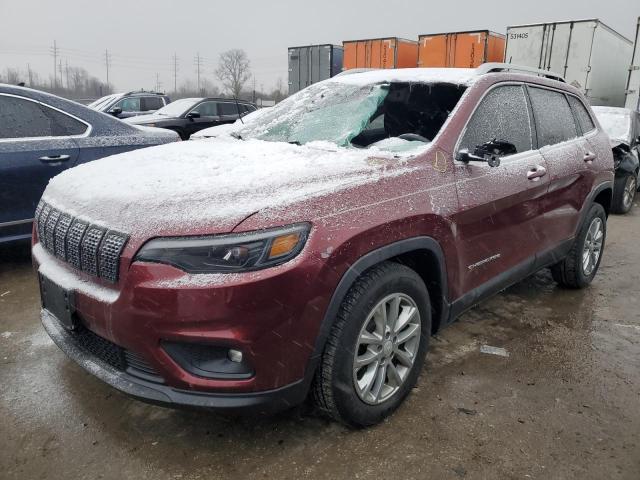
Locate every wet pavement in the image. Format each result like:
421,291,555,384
1,208,639,480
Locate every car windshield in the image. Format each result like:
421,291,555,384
236,80,466,153
88,94,120,110
155,98,201,117
594,108,632,143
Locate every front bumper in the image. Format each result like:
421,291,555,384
42,309,308,413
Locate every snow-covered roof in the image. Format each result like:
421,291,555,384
329,68,478,87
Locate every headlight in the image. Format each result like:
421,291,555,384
134,223,310,273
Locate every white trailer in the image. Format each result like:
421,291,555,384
625,17,640,111
505,19,633,107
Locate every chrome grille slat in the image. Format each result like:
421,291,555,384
37,201,128,283
81,227,106,276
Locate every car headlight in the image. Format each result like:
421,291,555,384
134,223,310,273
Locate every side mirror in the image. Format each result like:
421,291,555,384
109,107,122,116
186,112,201,120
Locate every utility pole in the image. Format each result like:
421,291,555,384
59,59,64,89
65,59,70,89
252,76,256,103
194,52,203,94
27,63,33,86
172,53,178,93
155,73,162,92
50,40,59,89
104,49,111,88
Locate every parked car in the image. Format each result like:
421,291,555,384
592,106,640,214
124,97,258,139
88,91,171,119
190,107,271,139
0,84,179,243
34,64,613,427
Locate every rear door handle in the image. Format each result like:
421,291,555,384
39,154,71,163
583,151,596,163
527,165,547,181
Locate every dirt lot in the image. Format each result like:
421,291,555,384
1,208,639,480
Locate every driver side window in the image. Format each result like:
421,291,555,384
459,85,533,158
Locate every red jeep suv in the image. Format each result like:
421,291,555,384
34,64,613,427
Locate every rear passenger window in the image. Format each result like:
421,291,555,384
0,95,87,138
116,97,140,112
459,85,533,156
219,103,239,115
567,95,596,135
528,87,578,146
142,96,164,111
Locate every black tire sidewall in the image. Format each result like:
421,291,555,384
613,173,635,214
331,267,431,427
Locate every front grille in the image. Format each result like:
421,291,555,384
35,200,128,283
72,323,164,383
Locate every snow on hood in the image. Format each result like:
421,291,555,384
593,106,632,146
42,137,419,238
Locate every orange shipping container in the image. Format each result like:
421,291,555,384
343,37,419,70
418,30,505,68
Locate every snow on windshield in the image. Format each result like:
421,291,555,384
237,82,388,147
593,107,631,143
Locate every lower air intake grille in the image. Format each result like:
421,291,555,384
71,323,164,384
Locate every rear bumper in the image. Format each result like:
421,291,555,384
42,309,308,413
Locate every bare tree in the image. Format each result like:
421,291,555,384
215,49,251,99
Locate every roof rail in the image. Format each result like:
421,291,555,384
477,63,566,83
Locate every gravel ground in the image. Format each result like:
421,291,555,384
1,207,639,480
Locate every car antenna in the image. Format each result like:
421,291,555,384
233,96,244,124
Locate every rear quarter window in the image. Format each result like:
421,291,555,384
0,95,87,138
142,96,164,111
528,87,578,146
567,95,596,135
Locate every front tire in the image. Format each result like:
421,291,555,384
551,203,607,289
612,173,636,214
312,262,431,427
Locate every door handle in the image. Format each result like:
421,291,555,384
39,154,71,163
527,165,547,181
583,151,596,163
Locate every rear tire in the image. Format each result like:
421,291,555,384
551,203,607,289
312,261,431,427
612,173,636,214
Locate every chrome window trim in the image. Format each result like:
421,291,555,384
0,218,34,227
0,93,92,142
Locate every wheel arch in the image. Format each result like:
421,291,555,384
307,237,450,380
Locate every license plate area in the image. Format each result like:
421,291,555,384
39,273,76,330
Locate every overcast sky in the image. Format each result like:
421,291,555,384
0,0,637,94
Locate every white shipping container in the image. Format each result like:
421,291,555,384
625,17,640,111
506,19,633,107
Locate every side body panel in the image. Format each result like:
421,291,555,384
343,38,417,69
625,17,640,111
288,45,342,94
506,20,632,107
419,31,505,68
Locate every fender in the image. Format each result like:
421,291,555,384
577,181,613,231
304,236,449,381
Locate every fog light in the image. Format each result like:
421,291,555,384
228,349,243,363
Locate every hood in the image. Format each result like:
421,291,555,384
124,113,174,125
42,137,421,239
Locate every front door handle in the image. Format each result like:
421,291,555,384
527,165,547,181
583,151,597,163
39,154,71,163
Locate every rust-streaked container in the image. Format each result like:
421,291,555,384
343,37,419,70
418,30,505,68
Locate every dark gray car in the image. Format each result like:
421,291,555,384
0,84,179,243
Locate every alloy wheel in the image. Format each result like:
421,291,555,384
623,176,636,211
353,293,421,405
582,217,604,276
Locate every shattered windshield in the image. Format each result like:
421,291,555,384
237,82,389,147
236,80,466,153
